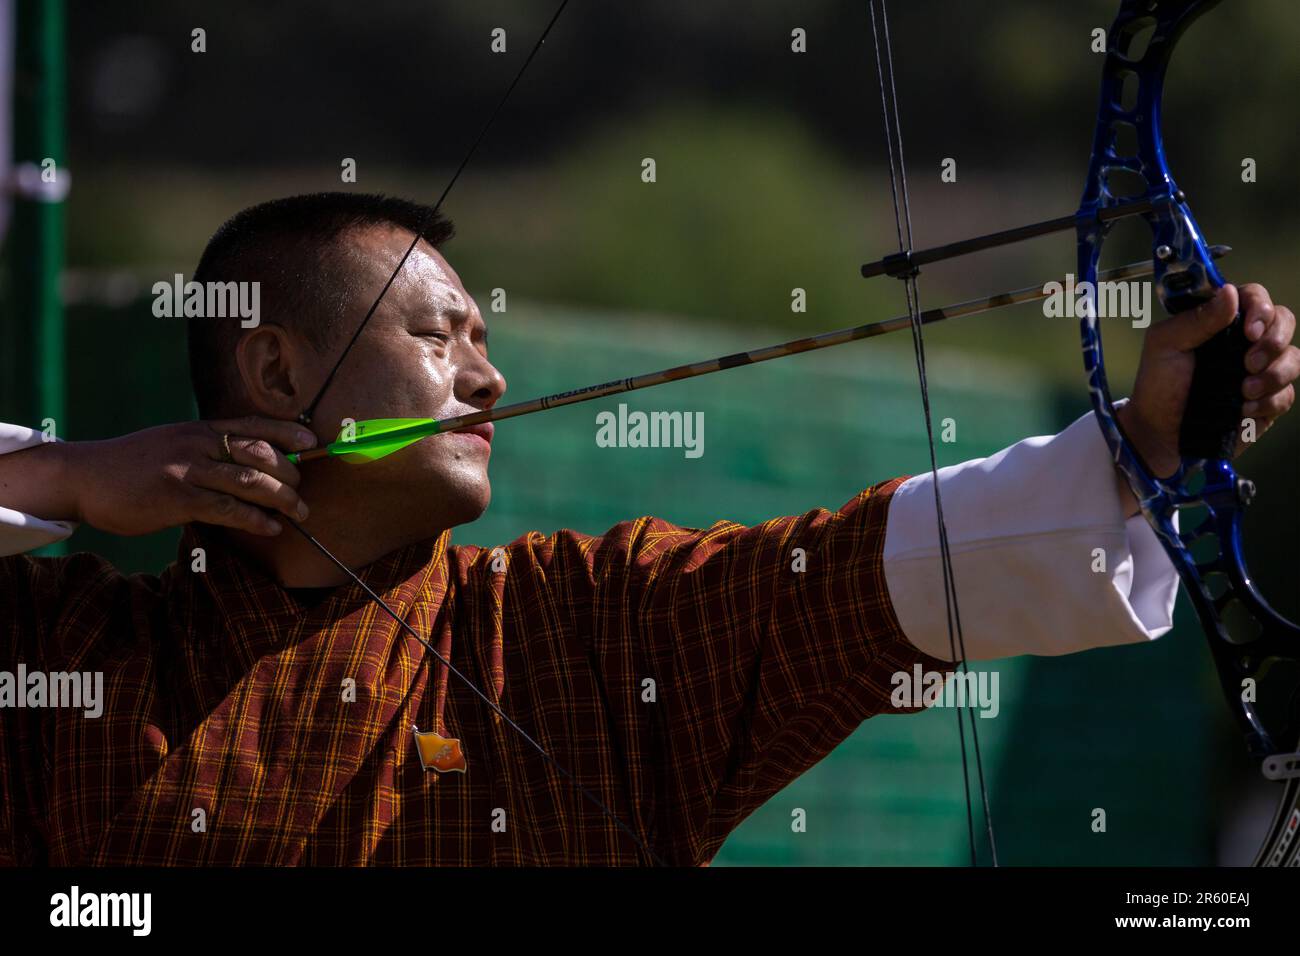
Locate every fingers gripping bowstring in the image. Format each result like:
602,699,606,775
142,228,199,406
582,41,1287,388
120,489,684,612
867,0,996,866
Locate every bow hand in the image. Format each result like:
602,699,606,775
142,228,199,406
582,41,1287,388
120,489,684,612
1117,283,1298,489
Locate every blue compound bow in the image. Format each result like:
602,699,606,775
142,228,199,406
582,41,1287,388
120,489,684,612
1079,0,1300,867
864,0,1300,866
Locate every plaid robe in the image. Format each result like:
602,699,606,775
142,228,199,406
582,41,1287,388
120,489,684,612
0,478,944,865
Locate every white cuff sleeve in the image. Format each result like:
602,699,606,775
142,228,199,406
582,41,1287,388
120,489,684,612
883,410,1180,661
0,423,77,554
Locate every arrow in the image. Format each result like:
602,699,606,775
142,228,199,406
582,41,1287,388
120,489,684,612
290,253,1222,465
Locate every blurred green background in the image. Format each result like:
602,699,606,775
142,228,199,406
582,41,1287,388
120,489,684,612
1,0,1296,864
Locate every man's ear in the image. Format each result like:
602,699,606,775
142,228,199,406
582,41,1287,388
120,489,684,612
234,324,307,419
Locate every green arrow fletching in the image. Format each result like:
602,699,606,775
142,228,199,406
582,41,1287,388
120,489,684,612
286,417,443,464
335,417,442,462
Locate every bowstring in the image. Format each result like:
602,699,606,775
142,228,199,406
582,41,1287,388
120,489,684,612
867,0,997,867
298,0,572,426
284,0,666,865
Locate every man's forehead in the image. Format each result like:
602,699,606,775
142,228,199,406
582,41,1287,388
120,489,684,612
346,224,467,312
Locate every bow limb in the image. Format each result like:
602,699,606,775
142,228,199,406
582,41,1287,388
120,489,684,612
1076,0,1300,867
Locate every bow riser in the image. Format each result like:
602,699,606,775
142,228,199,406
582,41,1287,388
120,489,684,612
1076,0,1300,866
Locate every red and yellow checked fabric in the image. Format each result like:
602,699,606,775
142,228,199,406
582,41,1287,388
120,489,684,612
0,478,948,865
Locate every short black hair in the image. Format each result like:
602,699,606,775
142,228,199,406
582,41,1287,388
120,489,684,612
187,192,455,418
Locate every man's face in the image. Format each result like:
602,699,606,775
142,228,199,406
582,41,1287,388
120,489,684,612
309,224,507,528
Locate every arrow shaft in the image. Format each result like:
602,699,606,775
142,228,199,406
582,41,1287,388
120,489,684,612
296,259,1160,463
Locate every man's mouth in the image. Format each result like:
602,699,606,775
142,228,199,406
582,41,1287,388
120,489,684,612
449,422,493,451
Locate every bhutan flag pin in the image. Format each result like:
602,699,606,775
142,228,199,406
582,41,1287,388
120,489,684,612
412,725,467,773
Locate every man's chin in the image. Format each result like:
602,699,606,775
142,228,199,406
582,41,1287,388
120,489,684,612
455,489,491,526
437,478,491,529
383,490,489,547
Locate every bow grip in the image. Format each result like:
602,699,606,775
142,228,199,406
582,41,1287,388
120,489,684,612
1179,311,1250,461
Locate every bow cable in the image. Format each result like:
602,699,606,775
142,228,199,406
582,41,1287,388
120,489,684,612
867,0,997,866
